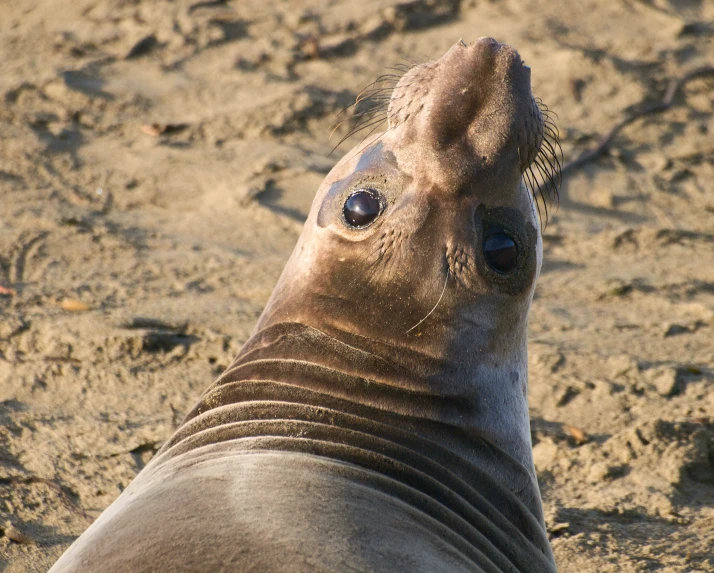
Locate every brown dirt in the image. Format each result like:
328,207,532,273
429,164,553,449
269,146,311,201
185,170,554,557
1,1,713,571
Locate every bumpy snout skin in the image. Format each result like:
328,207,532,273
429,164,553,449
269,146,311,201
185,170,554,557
388,38,544,180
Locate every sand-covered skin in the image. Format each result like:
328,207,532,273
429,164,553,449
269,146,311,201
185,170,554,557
1,1,713,571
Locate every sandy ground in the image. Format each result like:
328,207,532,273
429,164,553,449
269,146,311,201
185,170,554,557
1,0,713,571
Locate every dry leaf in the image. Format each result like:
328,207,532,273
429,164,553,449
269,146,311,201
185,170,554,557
0,285,16,296
60,298,90,312
564,425,588,445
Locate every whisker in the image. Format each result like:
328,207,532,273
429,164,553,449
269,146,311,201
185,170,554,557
330,113,388,154
524,167,543,227
329,66,420,153
406,269,450,334
330,107,384,140
541,132,563,195
334,91,418,154
536,143,561,200
532,159,551,224
527,93,563,225
519,147,538,218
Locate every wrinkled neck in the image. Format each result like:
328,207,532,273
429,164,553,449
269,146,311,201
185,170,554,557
156,316,552,565
244,308,541,515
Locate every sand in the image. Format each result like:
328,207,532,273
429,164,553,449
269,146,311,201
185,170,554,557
1,0,713,571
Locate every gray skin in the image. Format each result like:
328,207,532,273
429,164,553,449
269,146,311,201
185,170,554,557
50,38,557,573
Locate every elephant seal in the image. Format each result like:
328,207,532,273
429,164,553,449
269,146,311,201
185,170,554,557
50,38,560,573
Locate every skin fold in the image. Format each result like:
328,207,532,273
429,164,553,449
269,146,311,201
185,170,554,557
49,38,559,573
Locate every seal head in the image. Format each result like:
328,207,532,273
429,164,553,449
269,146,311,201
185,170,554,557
255,38,550,490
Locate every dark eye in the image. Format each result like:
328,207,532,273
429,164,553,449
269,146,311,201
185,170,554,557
343,189,382,228
484,232,518,273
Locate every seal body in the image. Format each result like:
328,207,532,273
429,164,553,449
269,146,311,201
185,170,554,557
50,38,558,573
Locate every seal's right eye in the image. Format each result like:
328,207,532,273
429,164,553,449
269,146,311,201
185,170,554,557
483,231,518,274
343,189,382,228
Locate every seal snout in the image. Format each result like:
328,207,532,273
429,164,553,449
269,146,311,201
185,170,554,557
387,37,544,176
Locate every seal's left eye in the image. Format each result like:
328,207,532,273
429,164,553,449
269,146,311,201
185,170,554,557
343,189,382,228
484,232,518,273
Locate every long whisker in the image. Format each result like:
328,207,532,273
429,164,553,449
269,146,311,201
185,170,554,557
406,269,450,334
524,167,543,227
344,92,424,158
330,113,388,154
519,147,539,219
330,105,387,138
329,57,424,152
526,95,563,225
332,90,417,155
532,158,551,224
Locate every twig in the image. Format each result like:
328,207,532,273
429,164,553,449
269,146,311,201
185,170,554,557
561,66,714,178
